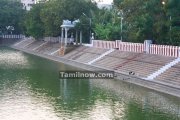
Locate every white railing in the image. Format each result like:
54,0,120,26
92,40,180,57
44,37,61,43
149,44,179,58
93,40,116,49
117,42,144,53
2,34,25,39
44,37,73,44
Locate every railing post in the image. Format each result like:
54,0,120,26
144,40,152,53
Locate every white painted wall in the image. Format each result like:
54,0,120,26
92,0,113,9
21,0,35,11
35,0,48,4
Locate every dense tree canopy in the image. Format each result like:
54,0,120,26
24,4,45,39
92,8,121,40
0,0,25,34
113,0,180,45
23,0,179,45
24,0,97,40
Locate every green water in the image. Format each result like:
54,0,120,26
0,47,180,120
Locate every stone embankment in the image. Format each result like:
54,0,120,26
11,38,180,98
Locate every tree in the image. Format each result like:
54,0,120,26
0,0,25,34
40,1,61,37
25,0,97,42
24,4,45,39
42,0,98,41
92,8,121,40
113,0,180,45
166,0,180,45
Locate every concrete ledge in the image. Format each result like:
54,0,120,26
11,45,180,98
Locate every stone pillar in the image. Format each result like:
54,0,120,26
61,28,64,46
80,31,82,45
65,28,69,46
90,33,95,46
76,31,78,45
91,33,94,40
144,40,152,53
70,32,74,44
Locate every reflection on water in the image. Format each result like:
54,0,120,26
0,47,180,120
0,48,29,69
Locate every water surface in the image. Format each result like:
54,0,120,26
0,47,180,120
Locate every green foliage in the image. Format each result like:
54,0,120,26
113,0,180,45
171,27,180,45
94,23,121,40
23,0,179,45
92,8,121,40
24,4,45,39
0,0,25,34
75,16,92,43
24,0,97,42
40,1,61,37
167,0,180,45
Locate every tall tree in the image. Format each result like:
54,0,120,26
0,0,25,34
24,0,97,42
166,0,180,45
113,0,180,45
24,4,45,39
92,8,121,40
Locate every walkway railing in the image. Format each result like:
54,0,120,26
92,40,116,49
44,37,72,43
92,40,180,57
2,34,25,39
149,44,179,58
117,42,144,53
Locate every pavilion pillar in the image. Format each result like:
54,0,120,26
61,28,64,46
65,28,69,46
80,31,82,45
76,31,78,45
